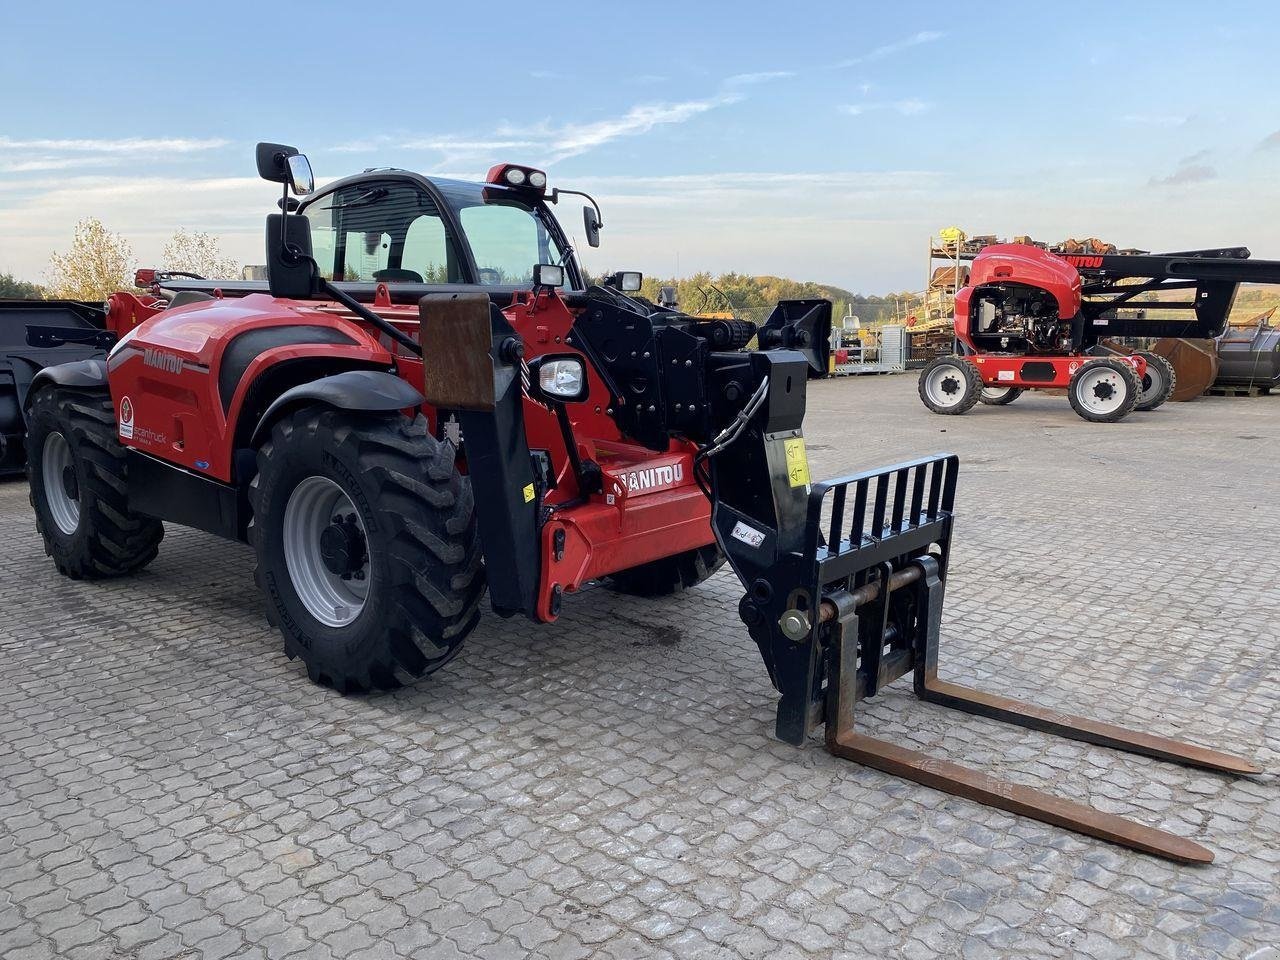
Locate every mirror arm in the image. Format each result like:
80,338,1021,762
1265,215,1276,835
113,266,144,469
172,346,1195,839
551,188,603,229
279,181,290,257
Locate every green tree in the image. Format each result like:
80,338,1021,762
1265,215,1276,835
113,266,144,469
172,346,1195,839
47,218,134,300
0,272,43,298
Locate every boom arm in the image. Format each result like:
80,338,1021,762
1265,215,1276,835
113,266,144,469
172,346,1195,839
1064,247,1280,341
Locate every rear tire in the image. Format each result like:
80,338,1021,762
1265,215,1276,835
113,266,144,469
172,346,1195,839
1135,352,1176,411
1068,359,1139,423
25,387,163,578
248,406,484,692
606,543,725,597
918,356,981,414
978,386,1023,405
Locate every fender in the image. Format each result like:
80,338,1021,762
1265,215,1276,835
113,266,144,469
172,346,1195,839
25,358,110,404
249,369,424,445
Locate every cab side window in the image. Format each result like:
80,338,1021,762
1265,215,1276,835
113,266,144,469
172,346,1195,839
302,181,461,283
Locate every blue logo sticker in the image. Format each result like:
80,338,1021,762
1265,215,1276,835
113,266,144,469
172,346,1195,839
195,460,210,470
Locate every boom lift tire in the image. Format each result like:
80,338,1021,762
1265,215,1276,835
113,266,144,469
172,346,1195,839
25,387,163,578
1068,358,1139,423
606,543,725,597
918,356,982,415
248,406,484,692
978,386,1023,405
1135,352,1176,411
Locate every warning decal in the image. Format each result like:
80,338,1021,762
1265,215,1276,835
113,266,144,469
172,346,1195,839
730,521,766,549
783,437,810,488
119,397,134,440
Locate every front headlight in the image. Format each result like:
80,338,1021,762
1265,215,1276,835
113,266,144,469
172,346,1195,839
538,358,585,400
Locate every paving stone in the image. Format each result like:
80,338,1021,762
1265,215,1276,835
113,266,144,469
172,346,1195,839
0,377,1276,960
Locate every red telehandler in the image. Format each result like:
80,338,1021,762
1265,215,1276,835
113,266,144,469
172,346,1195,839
919,243,1280,421
25,144,1260,862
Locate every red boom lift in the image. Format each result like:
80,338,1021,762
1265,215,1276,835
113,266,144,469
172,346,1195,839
23,145,1260,863
919,243,1280,421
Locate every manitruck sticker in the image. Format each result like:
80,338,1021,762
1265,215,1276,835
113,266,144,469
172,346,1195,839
118,397,134,439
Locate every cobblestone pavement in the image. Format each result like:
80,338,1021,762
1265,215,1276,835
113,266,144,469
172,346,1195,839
1,375,1277,960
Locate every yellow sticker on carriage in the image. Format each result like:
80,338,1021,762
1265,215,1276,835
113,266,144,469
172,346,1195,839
783,438,810,487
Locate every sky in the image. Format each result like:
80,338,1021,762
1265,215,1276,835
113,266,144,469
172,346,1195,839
2,0,1279,293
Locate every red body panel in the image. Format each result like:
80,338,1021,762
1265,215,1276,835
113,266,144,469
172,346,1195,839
537,443,711,620
107,294,392,479
969,353,1147,389
108,288,715,621
954,244,1082,353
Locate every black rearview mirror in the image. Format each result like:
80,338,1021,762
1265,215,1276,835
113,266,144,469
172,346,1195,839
256,142,298,183
286,154,314,195
583,205,601,248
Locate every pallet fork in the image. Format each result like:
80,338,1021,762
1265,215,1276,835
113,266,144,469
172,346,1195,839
708,353,1260,863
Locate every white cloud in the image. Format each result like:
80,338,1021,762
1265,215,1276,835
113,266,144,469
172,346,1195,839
0,136,228,154
1120,114,1190,127
840,99,931,117
725,71,795,85
330,94,739,167
833,31,943,68
1149,163,1216,187
545,96,737,161
0,157,117,174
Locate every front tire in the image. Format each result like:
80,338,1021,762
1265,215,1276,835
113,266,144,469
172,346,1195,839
25,387,163,578
606,543,725,597
918,356,981,414
1135,352,1176,411
978,385,1023,405
248,407,484,692
1068,359,1139,423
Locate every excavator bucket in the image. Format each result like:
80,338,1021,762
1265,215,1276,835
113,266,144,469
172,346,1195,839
715,428,1260,863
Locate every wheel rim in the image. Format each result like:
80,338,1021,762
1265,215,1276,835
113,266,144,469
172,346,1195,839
283,476,371,627
1076,366,1127,415
924,365,968,408
981,386,1012,402
1140,363,1164,400
41,431,80,535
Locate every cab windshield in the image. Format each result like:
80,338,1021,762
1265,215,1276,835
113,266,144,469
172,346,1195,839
432,179,571,287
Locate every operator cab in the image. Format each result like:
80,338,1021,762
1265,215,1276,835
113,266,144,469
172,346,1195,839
295,165,587,294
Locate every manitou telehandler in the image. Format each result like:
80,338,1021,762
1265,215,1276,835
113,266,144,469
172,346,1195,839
919,243,1280,421
25,144,1260,863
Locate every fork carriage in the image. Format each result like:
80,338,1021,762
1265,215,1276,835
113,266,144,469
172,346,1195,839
708,351,1258,863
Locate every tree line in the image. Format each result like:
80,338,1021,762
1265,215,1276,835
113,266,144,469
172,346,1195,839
626,271,920,326
0,217,239,301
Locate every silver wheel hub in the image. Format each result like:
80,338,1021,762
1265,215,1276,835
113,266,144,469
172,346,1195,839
283,476,371,627
1141,363,1163,398
1076,366,1126,415
981,386,1011,401
925,365,967,408
42,431,80,535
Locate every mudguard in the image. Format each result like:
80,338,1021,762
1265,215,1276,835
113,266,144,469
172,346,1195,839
249,369,424,445
26,358,110,401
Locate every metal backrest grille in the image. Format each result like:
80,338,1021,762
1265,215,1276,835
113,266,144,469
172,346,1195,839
806,454,959,582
